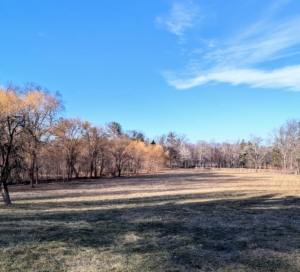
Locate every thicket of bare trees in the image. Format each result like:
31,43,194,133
1,83,300,205
0,84,168,204
154,121,300,174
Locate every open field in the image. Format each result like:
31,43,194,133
1,169,300,271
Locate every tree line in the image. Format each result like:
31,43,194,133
155,120,300,174
0,83,299,205
0,84,168,205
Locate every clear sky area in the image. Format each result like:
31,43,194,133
1,0,300,143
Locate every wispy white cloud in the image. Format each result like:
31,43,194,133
156,1,201,36
270,51,300,60
167,65,300,91
163,1,300,91
205,17,300,67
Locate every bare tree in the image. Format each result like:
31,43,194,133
55,118,83,180
195,141,208,167
22,84,62,187
178,142,192,168
270,119,300,170
0,84,62,204
245,135,269,172
110,136,131,177
82,122,108,178
221,141,240,168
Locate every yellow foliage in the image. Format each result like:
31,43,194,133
126,140,147,159
0,89,22,116
0,88,60,121
146,144,168,171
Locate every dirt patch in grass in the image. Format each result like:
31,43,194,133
1,169,300,271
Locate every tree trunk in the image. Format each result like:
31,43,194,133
100,167,104,178
67,168,70,181
1,182,12,205
94,163,97,178
72,165,79,179
90,163,94,178
35,166,39,185
29,153,36,188
29,163,35,188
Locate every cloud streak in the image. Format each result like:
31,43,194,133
163,1,300,91
156,2,201,36
205,17,300,67
167,65,300,91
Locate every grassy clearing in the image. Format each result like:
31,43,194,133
1,169,300,271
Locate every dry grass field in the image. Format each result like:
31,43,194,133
1,169,300,271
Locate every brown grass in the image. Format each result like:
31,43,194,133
1,169,300,271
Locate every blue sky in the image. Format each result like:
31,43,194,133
1,0,300,143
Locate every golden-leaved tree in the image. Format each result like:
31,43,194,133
126,140,147,174
22,84,62,187
0,84,62,205
146,143,168,172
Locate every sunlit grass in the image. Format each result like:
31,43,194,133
1,169,300,271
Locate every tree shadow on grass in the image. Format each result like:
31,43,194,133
2,192,300,271
1,190,273,213
8,170,255,203
2,169,300,271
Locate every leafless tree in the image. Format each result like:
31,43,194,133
245,135,269,172
55,118,83,180
110,136,131,177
